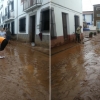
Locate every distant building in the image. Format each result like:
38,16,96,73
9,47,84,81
83,11,93,25
93,4,100,30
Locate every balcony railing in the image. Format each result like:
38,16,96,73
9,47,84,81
23,0,42,11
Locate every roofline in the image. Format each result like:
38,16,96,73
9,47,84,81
83,11,93,12
93,4,100,6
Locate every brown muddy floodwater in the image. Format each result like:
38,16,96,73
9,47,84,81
0,41,49,100
52,35,100,100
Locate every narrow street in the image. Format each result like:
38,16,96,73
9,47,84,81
52,34,100,100
0,41,49,100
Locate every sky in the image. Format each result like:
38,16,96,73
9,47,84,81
82,0,100,11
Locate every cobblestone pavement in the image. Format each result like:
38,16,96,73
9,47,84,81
51,34,100,100
0,41,49,100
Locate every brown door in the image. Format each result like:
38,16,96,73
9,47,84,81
62,13,68,41
74,15,79,33
30,15,35,42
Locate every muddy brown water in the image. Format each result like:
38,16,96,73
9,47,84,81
52,35,100,100
0,42,49,100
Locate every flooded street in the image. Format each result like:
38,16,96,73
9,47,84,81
51,34,100,100
0,41,49,100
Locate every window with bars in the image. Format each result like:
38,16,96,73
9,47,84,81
5,8,7,16
21,0,24,3
11,1,14,11
97,14,100,17
96,7,100,11
19,17,26,32
40,9,49,32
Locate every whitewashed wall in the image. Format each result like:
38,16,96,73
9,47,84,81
51,3,83,37
51,0,82,13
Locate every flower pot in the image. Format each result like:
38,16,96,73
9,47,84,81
89,32,93,38
31,42,35,46
94,32,96,36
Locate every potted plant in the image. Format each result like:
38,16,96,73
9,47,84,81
94,32,96,36
89,32,93,38
97,30,100,33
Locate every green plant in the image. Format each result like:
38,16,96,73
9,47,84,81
89,32,93,38
94,32,96,35
97,30,100,33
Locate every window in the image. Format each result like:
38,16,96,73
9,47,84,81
97,14,100,17
96,7,100,11
19,17,26,32
83,14,85,21
21,0,24,3
92,14,93,21
5,8,7,15
96,21,100,29
11,1,14,11
0,15,1,23
40,9,49,32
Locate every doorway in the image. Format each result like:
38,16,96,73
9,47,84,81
11,21,14,35
8,23,10,30
30,15,36,42
74,15,79,33
62,12,68,41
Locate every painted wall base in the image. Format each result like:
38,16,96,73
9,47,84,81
35,34,49,48
51,33,84,48
15,34,49,48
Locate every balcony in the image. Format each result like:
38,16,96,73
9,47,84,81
23,0,42,12
4,11,14,22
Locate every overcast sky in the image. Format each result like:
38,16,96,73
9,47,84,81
82,0,100,11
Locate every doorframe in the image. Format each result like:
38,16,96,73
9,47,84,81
29,13,36,42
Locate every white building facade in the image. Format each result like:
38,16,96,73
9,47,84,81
51,0,83,47
0,0,50,47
